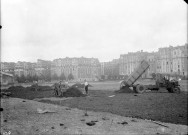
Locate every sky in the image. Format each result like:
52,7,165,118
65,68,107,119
1,0,187,62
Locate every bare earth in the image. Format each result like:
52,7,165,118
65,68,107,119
1,98,188,135
1,80,188,134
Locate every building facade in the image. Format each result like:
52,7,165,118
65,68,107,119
52,57,101,81
1,44,187,82
146,52,158,78
100,59,120,79
0,71,14,85
119,51,149,78
157,44,188,77
14,61,36,77
0,62,15,75
35,59,51,80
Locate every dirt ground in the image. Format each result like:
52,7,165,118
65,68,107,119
1,98,188,135
39,90,188,125
2,80,188,126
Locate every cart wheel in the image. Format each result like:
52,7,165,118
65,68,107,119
133,86,137,93
135,84,146,94
172,87,180,93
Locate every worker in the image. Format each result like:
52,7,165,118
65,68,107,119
84,79,89,95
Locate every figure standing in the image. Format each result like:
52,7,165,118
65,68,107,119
84,80,89,95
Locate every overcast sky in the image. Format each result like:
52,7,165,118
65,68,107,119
1,0,187,62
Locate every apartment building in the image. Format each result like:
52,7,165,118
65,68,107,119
52,57,101,81
14,61,25,77
119,51,149,78
35,59,51,78
157,43,188,77
0,62,15,74
14,61,35,77
100,59,119,78
146,52,158,77
157,46,173,74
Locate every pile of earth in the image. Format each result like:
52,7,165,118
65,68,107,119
71,83,93,88
71,83,84,88
28,85,52,91
2,85,85,99
62,87,85,97
7,85,52,91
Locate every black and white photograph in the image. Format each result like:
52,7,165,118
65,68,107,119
0,0,188,134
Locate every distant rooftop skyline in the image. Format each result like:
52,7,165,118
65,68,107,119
1,0,187,63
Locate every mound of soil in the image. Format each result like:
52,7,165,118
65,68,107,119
63,87,85,97
71,83,84,88
7,85,52,91
8,86,25,91
71,83,93,88
27,85,52,91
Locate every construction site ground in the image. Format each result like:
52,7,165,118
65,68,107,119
1,80,188,134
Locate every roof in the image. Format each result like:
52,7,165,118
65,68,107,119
0,71,14,77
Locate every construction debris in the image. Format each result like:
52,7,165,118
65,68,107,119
59,123,64,126
37,108,57,114
117,121,128,125
0,108,3,112
108,95,115,97
86,120,98,126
